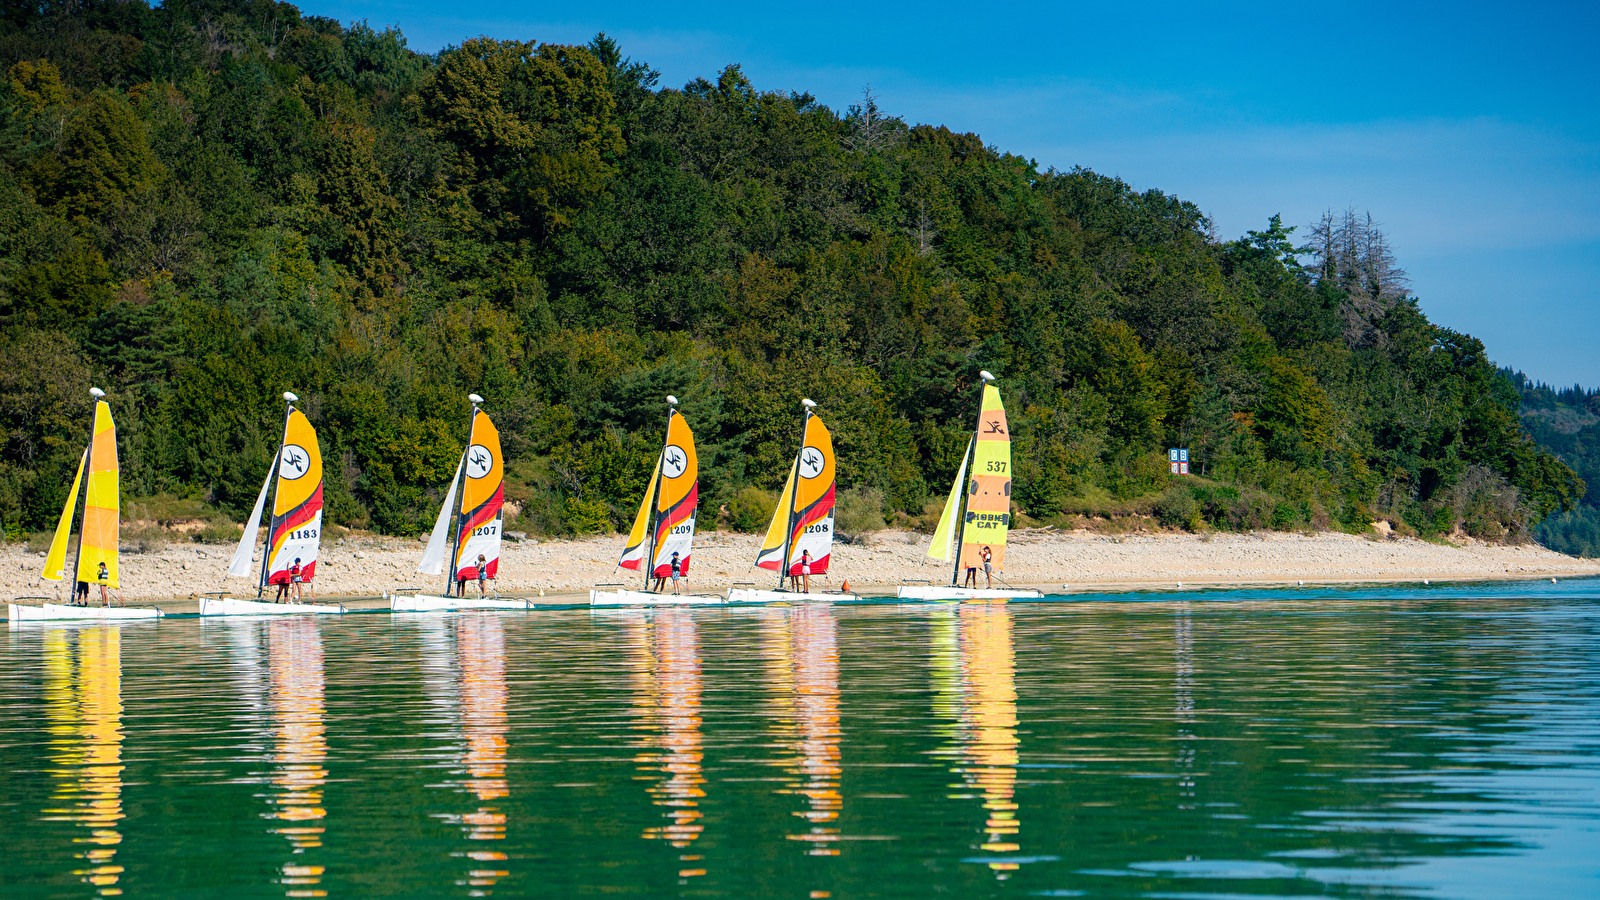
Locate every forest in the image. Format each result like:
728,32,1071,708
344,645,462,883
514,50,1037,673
1513,374,1600,556
0,0,1585,547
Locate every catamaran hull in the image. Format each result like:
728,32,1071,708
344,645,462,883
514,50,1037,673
198,596,344,616
390,594,530,612
8,602,162,622
726,588,857,604
896,586,1042,600
590,588,724,606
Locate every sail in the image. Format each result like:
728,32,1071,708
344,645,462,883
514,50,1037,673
264,408,323,586
926,436,974,562
74,401,119,588
650,411,698,577
756,413,835,575
957,383,1010,570
452,409,503,582
41,449,86,581
227,465,273,578
619,456,660,572
418,451,465,576
755,461,799,572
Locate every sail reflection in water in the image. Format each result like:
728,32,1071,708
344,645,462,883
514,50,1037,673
761,605,843,855
418,615,512,896
42,627,127,896
932,601,1023,874
626,610,708,878
267,618,330,897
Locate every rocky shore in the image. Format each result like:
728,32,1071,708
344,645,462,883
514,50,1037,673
6,528,1598,609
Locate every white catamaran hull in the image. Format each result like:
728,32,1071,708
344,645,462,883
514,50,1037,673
8,602,162,622
198,596,345,616
590,588,724,606
390,594,530,612
726,588,857,604
896,586,1042,600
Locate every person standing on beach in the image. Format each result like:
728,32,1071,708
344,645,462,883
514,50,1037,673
669,551,682,596
74,578,90,606
799,550,812,594
96,561,111,606
963,557,978,589
476,554,489,598
289,558,303,602
981,546,993,589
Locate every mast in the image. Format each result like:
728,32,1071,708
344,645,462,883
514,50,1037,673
644,396,678,590
447,393,483,597
69,387,105,596
950,372,994,587
779,399,816,591
259,392,298,598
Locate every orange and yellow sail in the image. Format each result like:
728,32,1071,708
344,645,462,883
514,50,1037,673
265,408,323,586
453,409,503,582
620,410,698,578
756,408,835,576
41,398,118,588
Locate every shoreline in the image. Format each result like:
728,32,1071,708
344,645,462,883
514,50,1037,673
5,529,1598,615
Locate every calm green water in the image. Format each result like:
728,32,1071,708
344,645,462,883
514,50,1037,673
4,583,1599,899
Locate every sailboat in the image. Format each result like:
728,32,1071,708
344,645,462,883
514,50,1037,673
593,396,721,605
393,394,529,611
899,372,1040,600
11,388,161,621
728,399,854,603
203,392,344,615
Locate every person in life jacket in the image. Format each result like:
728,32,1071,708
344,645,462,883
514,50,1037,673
669,551,682,596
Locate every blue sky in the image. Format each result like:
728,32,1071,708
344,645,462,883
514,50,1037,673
317,1,1599,387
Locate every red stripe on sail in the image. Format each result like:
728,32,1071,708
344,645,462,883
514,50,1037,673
268,485,322,584
650,484,697,578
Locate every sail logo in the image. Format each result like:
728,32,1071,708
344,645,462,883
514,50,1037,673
466,444,494,479
983,418,1006,435
279,445,311,480
662,445,688,479
799,446,825,479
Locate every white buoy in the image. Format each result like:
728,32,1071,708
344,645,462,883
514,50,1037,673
1424,579,1430,585
539,588,546,596
1298,580,1304,586
1552,577,1558,583
1176,582,1182,588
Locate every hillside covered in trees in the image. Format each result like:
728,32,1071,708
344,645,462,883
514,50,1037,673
1514,375,1600,556
0,0,1585,545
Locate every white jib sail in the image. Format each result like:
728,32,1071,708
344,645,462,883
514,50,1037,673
227,465,275,578
418,451,466,575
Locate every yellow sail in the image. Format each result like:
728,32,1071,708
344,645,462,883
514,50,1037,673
454,409,504,581
650,411,698,576
757,411,836,574
957,383,1010,570
755,460,799,571
265,408,323,586
620,457,661,571
74,401,118,588
40,448,86,582
926,436,973,562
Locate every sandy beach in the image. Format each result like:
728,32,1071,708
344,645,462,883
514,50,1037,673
6,528,1598,611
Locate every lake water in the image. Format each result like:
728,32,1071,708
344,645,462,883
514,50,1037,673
4,582,1598,899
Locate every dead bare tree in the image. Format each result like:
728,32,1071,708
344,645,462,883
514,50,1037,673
842,84,904,153
1307,208,1411,348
